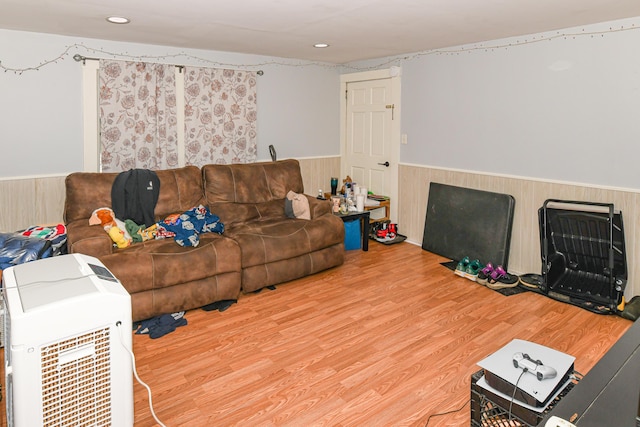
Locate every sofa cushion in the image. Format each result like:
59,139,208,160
203,159,305,226
65,166,206,224
99,233,240,293
97,232,242,321
225,214,344,268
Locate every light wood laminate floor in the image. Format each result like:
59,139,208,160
0,242,631,426
131,242,631,426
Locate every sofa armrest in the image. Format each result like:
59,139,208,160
306,195,332,219
66,220,114,257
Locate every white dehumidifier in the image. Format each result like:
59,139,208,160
1,253,133,426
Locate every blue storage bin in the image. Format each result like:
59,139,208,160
344,219,361,250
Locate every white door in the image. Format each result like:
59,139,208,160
345,78,393,196
343,74,398,222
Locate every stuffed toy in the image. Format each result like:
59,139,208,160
125,220,158,243
90,207,115,228
91,210,113,228
139,224,158,241
89,207,133,248
341,175,353,195
107,226,130,249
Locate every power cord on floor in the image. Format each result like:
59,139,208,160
116,321,167,427
424,398,470,426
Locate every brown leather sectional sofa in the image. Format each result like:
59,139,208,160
64,159,345,321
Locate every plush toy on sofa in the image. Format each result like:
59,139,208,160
107,226,131,249
89,207,133,249
124,219,158,243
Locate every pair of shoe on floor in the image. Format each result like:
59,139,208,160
455,257,519,289
454,256,483,281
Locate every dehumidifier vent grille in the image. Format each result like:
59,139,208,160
40,327,112,427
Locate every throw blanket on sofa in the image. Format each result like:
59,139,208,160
156,205,224,247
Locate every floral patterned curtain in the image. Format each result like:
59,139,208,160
98,60,178,171
184,67,257,166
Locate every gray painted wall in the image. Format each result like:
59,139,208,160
398,17,640,190
0,30,341,178
3,16,640,191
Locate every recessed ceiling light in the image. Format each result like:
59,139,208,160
106,16,130,24
314,43,330,48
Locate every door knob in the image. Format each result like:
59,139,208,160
378,161,390,167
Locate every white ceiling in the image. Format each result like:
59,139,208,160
3,0,640,64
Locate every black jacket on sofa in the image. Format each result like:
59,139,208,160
111,169,160,227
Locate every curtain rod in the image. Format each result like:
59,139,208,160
72,54,264,75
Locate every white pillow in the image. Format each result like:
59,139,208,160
286,191,310,220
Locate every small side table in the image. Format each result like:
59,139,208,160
327,194,390,223
364,199,390,222
334,210,370,251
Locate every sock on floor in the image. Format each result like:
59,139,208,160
135,312,188,338
201,299,237,312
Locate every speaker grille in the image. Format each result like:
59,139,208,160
40,327,112,426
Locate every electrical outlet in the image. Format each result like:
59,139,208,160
401,133,408,145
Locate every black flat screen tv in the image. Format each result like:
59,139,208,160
421,183,515,269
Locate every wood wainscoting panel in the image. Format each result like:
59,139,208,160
0,175,66,232
398,164,640,300
298,156,341,198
